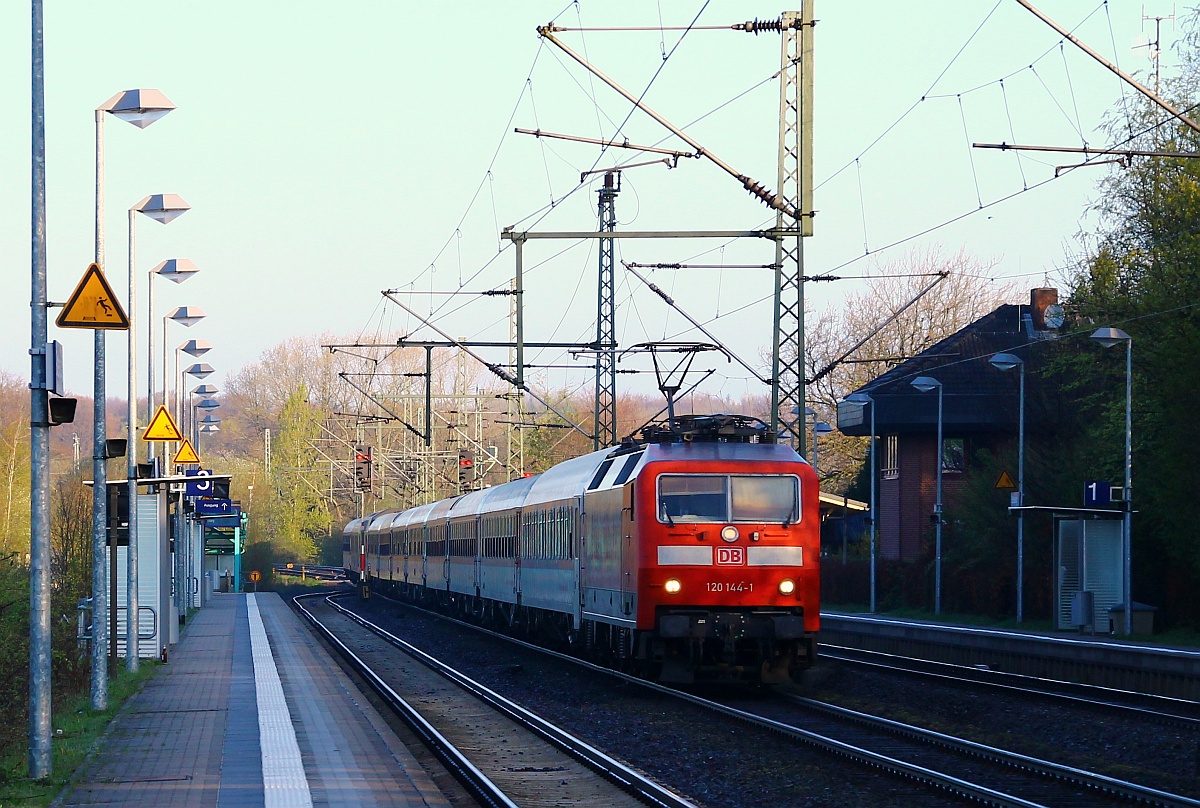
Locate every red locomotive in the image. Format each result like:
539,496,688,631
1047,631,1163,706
344,414,819,683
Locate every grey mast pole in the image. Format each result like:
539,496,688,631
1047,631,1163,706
29,0,53,779
91,105,109,711
126,207,140,671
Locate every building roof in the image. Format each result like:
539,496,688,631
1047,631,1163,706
838,301,1046,437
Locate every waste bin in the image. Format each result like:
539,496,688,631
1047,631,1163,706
1108,602,1157,635
1070,590,1094,632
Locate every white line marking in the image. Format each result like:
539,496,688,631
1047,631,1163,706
248,594,313,808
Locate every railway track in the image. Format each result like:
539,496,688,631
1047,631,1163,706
292,592,695,808
820,642,1200,728
325,591,1200,808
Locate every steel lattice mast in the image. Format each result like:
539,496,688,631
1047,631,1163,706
595,171,619,449
770,7,815,450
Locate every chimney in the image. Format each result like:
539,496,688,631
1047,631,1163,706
1030,288,1058,331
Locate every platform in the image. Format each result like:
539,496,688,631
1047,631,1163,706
58,593,449,808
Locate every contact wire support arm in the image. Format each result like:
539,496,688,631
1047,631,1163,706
537,27,802,220
623,262,771,386
381,291,593,440
336,372,427,443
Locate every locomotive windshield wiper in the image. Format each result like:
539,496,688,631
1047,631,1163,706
660,501,675,526
781,486,798,528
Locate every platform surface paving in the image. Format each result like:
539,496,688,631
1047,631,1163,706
58,592,448,808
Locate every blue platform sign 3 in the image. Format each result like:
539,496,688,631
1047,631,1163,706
186,468,213,497
1084,480,1111,507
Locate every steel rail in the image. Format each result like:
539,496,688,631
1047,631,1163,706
820,644,1200,728
777,692,1200,808
327,594,1043,807
322,595,695,808
339,591,1200,808
291,593,518,808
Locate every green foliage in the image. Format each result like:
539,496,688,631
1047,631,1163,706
1047,20,1200,628
0,662,158,805
256,385,331,564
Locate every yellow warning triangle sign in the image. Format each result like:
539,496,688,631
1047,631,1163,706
995,470,1017,490
174,439,200,465
143,405,183,442
56,263,129,330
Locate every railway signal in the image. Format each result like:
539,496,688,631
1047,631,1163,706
354,446,372,490
457,449,474,488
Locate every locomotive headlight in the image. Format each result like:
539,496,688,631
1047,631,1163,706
664,578,682,594
720,525,739,542
779,579,796,595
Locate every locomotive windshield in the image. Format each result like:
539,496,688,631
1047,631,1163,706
658,474,799,524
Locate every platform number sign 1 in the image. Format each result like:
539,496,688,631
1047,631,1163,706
1084,480,1111,508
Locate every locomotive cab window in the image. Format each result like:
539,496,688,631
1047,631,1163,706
658,474,799,524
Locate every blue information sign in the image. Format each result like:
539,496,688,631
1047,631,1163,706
1084,480,1111,507
195,498,236,517
185,468,213,497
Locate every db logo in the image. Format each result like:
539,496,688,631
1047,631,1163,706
716,547,745,565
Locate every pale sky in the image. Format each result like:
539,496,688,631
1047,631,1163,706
0,1,1178,406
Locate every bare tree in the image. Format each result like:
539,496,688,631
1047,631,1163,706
804,247,1016,493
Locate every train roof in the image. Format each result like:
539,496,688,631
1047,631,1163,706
642,441,806,465
347,423,810,530
479,473,539,512
365,509,400,533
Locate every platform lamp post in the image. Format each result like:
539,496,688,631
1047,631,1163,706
175,339,212,422
197,415,220,453
989,353,1026,623
146,260,199,460
126,194,189,673
180,362,215,426
189,385,219,444
157,306,205,456
91,88,175,711
1091,327,1133,636
845,392,876,613
910,376,944,616
811,421,833,475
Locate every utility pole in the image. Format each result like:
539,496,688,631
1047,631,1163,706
595,171,619,449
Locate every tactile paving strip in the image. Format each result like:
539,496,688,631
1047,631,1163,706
248,594,313,808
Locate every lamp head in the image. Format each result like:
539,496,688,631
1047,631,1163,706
814,422,834,436
152,258,199,284
989,352,1023,372
184,362,215,379
167,306,206,327
910,376,942,393
136,193,190,224
179,339,212,358
196,398,221,411
845,392,872,405
191,384,219,396
1090,327,1131,348
102,88,175,128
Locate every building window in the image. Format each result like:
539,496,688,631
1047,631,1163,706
882,435,898,479
942,438,965,473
